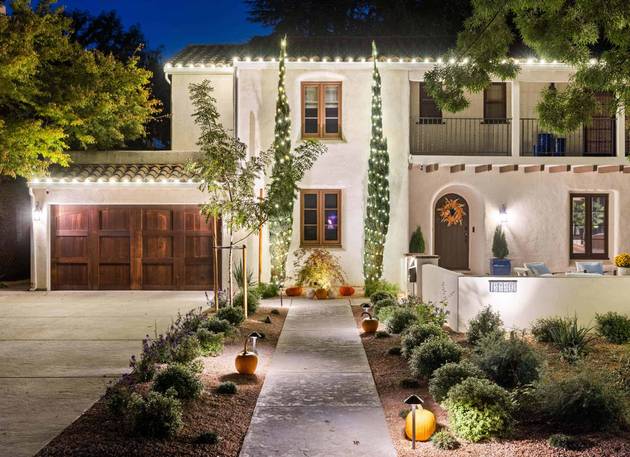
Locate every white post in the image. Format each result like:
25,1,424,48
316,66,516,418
510,80,520,157
616,103,626,158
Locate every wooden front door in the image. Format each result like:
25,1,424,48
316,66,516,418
51,205,219,290
434,193,469,270
584,93,615,155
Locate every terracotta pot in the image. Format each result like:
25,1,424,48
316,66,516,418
339,286,355,297
315,288,329,299
361,318,379,333
285,286,303,297
235,351,258,374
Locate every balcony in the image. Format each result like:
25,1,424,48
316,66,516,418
520,118,616,157
410,117,511,156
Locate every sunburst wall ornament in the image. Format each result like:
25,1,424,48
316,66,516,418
438,197,466,226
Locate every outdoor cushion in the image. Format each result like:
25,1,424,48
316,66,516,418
565,272,604,277
525,262,552,276
575,261,604,275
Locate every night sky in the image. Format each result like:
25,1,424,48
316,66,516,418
51,0,270,58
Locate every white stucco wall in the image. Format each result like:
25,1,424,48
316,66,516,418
410,169,630,275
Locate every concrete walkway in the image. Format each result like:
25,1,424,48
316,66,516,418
240,298,396,457
0,290,206,457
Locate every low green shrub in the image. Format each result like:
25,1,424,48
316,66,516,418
200,317,234,335
613,353,630,395
595,311,630,344
216,306,245,326
530,316,564,343
129,354,156,382
195,431,219,444
256,282,279,299
270,308,280,315
429,361,485,403
172,335,202,364
129,389,183,438
385,308,418,334
444,377,513,442
534,371,626,432
365,279,399,298
409,336,463,379
375,330,390,338
370,290,395,306
387,346,401,355
153,363,203,400
548,316,595,363
431,430,460,450
233,290,260,315
467,306,504,345
399,295,449,326
373,297,397,319
106,384,133,417
547,433,582,450
196,328,224,356
216,381,237,395
401,323,445,358
472,333,541,389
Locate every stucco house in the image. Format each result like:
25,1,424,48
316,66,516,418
28,37,629,291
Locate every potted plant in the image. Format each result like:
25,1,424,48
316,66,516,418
409,226,425,254
293,248,346,299
614,253,630,275
490,225,511,275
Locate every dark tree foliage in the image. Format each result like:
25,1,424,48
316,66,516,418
66,9,170,149
246,0,471,39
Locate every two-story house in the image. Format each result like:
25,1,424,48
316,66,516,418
28,37,629,291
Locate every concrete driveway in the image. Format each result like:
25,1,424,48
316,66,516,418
0,290,208,457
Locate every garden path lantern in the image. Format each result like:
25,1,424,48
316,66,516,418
361,302,371,314
248,331,263,354
404,394,436,448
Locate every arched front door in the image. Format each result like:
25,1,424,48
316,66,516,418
434,193,469,270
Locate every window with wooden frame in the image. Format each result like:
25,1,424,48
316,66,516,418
301,82,342,139
570,193,609,259
300,189,342,247
419,82,442,120
483,82,507,122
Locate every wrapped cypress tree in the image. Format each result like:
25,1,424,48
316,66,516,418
363,42,390,285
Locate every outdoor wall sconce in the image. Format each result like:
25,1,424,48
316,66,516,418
499,204,509,225
404,394,436,448
33,202,42,222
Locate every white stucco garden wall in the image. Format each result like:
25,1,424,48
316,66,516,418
410,169,630,275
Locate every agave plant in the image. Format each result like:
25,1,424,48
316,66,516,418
549,315,595,363
233,262,256,290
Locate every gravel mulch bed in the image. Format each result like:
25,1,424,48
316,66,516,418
36,305,287,457
352,305,630,457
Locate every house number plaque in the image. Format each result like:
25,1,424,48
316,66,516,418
489,280,517,293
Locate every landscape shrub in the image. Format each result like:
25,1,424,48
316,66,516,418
612,353,630,395
370,290,395,306
444,377,513,442
216,306,245,326
200,317,234,335
534,371,626,431
431,430,460,450
195,431,219,444
153,363,203,400
530,316,564,343
256,282,279,298
373,297,397,318
365,279,398,298
401,322,446,358
467,306,504,345
409,336,463,378
375,330,390,338
216,381,237,395
387,346,401,355
233,290,260,315
547,433,582,450
106,384,133,417
171,335,202,364
548,316,595,363
129,389,183,438
196,328,224,356
429,361,486,403
385,308,418,334
472,333,541,389
400,295,449,326
129,354,156,382
595,311,630,344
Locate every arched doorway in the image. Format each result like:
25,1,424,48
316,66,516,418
434,193,469,270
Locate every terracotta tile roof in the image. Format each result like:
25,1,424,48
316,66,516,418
48,164,197,183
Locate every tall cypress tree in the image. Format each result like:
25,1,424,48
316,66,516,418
363,41,390,284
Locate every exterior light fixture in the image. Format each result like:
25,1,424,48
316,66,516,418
500,204,509,224
404,395,424,449
361,302,371,314
404,394,436,448
247,331,263,354
33,202,42,222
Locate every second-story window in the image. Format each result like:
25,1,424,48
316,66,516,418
483,82,507,122
419,82,442,119
302,82,342,139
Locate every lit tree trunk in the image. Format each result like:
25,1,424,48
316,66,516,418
363,42,390,285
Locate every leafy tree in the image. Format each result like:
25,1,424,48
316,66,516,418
424,0,630,133
267,37,326,284
0,0,158,178
364,42,390,285
187,80,271,306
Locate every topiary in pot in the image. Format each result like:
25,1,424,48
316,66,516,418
490,225,511,275
401,322,446,359
429,361,486,403
386,308,418,334
444,377,513,442
409,226,426,254
409,336,463,379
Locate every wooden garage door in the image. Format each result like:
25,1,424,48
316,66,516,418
51,205,220,290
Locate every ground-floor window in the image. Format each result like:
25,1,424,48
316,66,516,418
300,189,342,247
570,193,608,259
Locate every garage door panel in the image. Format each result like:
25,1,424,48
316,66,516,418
144,209,172,231
55,209,88,231
99,208,130,230
99,264,130,289
54,237,88,259
144,236,173,258
142,264,174,288
55,264,88,289
185,236,211,258
99,237,130,260
184,264,211,287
